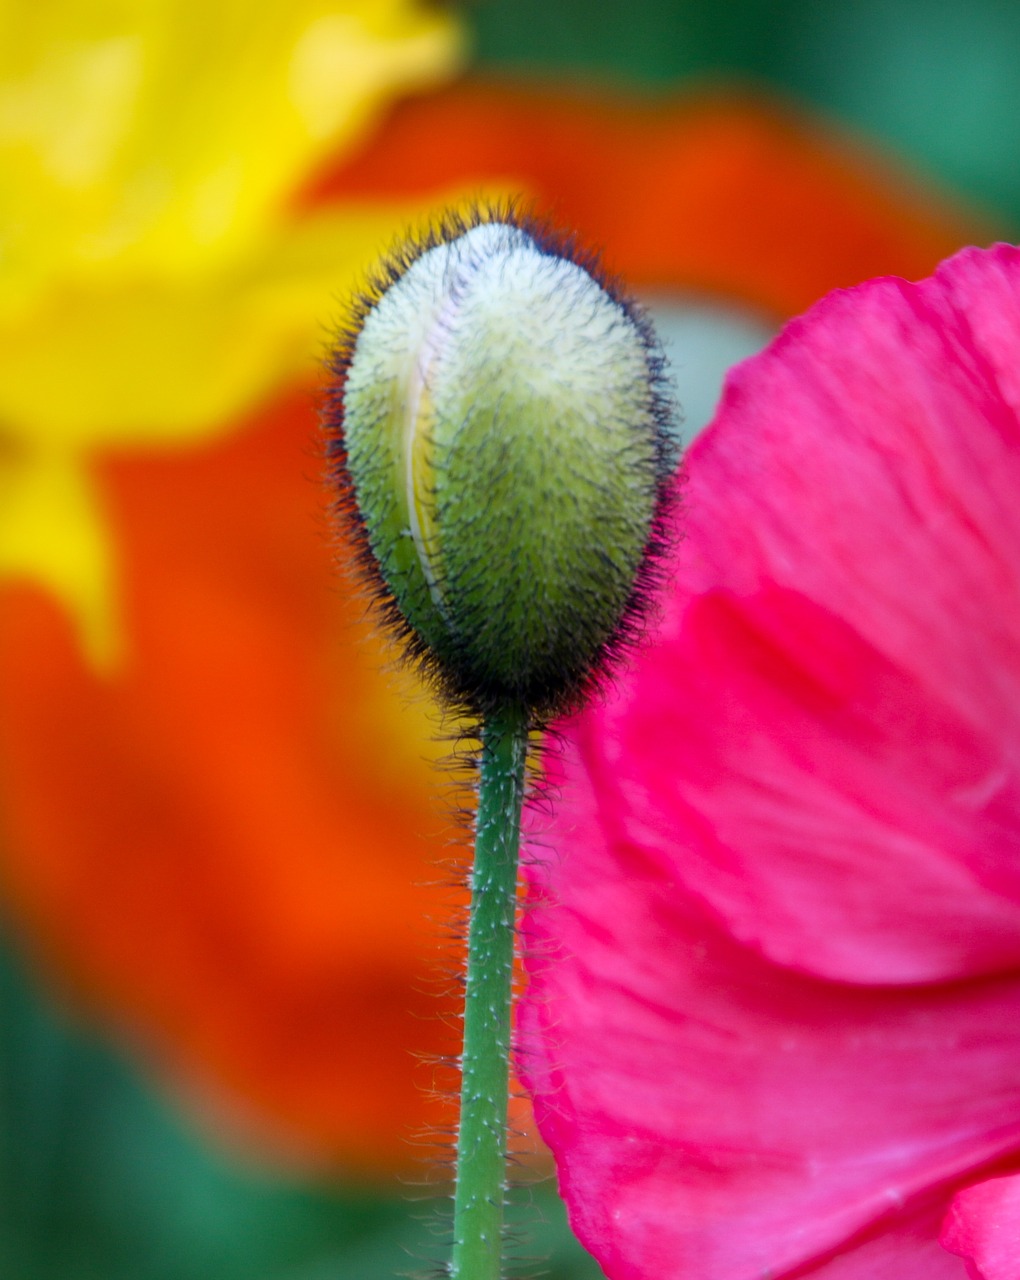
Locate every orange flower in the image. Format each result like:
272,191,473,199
308,80,975,313
0,79,979,1170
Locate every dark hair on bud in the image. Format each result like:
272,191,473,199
323,199,681,727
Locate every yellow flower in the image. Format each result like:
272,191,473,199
0,0,465,667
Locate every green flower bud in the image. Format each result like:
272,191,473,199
325,207,679,722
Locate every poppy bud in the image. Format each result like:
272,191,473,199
325,207,678,722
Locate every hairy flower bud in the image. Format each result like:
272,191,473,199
325,207,679,721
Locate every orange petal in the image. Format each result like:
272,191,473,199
309,80,979,315
0,393,464,1170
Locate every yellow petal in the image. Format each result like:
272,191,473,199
0,189,508,665
0,193,507,446
0,447,120,670
0,0,467,665
0,0,466,294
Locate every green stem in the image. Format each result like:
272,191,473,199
450,708,529,1280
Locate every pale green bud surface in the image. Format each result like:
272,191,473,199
328,210,677,720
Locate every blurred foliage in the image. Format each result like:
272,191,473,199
0,928,601,1279
472,0,1020,229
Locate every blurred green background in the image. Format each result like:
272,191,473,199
2,1,1017,1277
474,0,1020,230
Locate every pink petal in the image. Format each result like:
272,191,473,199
593,242,1020,986
809,1201,967,1280
520,244,1020,1279
941,1174,1020,1280
523,741,1020,1278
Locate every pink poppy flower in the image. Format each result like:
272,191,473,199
519,243,1020,1279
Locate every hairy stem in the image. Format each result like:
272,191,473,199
450,708,529,1280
